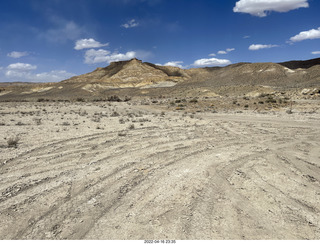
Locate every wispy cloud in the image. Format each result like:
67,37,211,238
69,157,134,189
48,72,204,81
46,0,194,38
74,38,109,50
211,48,235,57
40,20,86,43
289,27,320,42
233,0,309,17
311,51,320,55
121,19,139,29
7,51,29,58
193,57,231,67
248,44,278,51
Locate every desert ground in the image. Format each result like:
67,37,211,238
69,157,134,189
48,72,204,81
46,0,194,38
0,97,320,240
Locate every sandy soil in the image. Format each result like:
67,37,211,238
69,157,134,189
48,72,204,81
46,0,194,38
0,101,320,240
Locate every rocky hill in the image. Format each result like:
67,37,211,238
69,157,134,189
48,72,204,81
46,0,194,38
62,58,190,88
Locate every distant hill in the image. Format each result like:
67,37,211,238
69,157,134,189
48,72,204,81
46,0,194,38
278,57,320,69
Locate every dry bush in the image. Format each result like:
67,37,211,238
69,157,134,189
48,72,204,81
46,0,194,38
7,136,20,148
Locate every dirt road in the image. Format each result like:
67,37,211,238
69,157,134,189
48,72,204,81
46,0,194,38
0,102,320,239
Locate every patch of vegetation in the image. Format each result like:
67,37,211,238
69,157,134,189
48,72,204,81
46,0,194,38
7,136,20,148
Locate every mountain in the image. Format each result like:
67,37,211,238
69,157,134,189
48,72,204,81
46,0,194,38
62,58,190,88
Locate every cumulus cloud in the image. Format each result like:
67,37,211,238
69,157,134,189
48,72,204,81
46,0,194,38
209,53,216,57
84,49,136,64
74,38,109,50
5,63,75,82
193,58,231,67
121,19,139,29
233,0,309,17
7,63,37,72
7,51,29,58
163,61,184,68
289,27,320,42
248,44,278,50
311,51,320,55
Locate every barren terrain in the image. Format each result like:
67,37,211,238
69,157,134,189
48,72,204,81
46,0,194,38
1,99,320,239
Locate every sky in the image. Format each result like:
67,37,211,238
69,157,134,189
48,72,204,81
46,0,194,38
0,0,319,82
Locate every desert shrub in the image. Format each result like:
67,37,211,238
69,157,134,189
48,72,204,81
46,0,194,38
108,95,122,102
111,111,120,117
118,131,127,137
128,124,135,130
37,98,48,102
33,118,42,125
266,96,277,103
15,121,26,126
76,97,85,102
286,109,293,114
92,117,101,123
7,136,20,148
62,121,70,126
119,118,125,124
189,98,198,103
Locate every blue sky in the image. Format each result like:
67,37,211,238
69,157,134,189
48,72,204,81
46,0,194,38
0,0,319,82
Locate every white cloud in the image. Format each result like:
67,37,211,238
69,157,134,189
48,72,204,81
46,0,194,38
311,51,320,55
209,53,216,57
74,38,109,50
106,51,137,63
5,62,75,82
218,50,227,55
289,27,320,42
226,48,235,52
7,63,37,71
217,48,235,55
7,51,29,58
84,49,111,64
84,49,136,64
163,61,184,68
233,0,309,17
193,58,231,67
121,19,139,29
249,44,278,50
